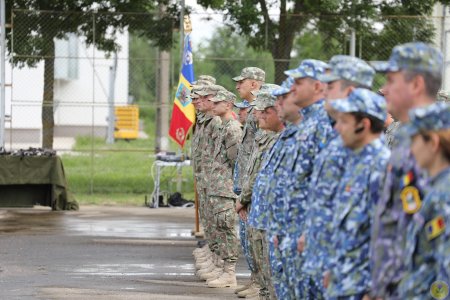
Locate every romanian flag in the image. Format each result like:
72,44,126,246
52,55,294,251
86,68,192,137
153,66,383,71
169,34,196,148
426,215,446,240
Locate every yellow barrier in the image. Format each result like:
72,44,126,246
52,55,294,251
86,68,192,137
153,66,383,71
114,105,139,139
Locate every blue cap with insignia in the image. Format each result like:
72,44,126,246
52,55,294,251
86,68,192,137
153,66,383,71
234,100,251,109
284,59,329,80
318,55,375,88
331,88,387,122
272,77,294,96
371,42,443,76
406,102,450,136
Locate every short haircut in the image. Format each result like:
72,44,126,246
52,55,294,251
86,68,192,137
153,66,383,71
403,70,442,99
351,112,385,134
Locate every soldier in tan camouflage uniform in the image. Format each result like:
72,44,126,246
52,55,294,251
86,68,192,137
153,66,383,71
202,90,243,288
193,85,226,279
191,76,217,260
232,67,266,296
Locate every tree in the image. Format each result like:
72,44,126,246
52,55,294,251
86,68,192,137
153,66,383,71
197,0,450,84
196,27,274,91
5,0,182,149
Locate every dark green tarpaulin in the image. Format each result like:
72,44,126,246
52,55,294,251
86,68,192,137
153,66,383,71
0,156,78,210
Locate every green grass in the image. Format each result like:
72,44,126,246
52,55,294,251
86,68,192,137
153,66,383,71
61,105,195,206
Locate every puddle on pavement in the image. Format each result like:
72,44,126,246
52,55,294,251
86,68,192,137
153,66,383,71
67,263,250,277
62,219,192,239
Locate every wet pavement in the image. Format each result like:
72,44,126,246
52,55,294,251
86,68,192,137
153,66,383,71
0,206,250,299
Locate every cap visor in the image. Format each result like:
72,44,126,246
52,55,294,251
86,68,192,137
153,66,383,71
329,98,356,113
232,75,245,82
317,73,340,83
370,61,399,73
272,88,290,96
404,124,420,137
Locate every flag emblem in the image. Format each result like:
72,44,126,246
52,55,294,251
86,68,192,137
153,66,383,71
169,33,196,148
426,216,446,240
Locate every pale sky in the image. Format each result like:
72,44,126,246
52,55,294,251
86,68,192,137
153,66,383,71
185,0,222,49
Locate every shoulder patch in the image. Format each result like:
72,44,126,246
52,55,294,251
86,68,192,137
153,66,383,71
426,216,446,241
400,186,422,214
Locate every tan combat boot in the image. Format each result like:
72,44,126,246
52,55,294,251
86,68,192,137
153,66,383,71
234,271,257,294
207,261,237,288
192,244,208,256
195,251,211,263
197,253,217,276
194,245,210,258
195,255,213,270
237,280,260,298
199,253,222,280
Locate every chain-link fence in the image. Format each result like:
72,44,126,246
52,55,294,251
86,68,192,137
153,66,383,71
4,9,450,200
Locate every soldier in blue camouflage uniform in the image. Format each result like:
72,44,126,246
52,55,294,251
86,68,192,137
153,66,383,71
233,67,266,296
324,88,390,300
206,89,243,288
248,76,299,300
298,56,375,299
370,42,444,299
263,59,332,299
239,90,284,300
398,103,450,299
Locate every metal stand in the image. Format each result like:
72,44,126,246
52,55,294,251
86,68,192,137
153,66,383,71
149,159,191,208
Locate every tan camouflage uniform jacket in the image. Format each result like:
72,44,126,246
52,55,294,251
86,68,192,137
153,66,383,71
207,118,243,199
239,130,280,205
199,115,221,188
191,112,205,178
235,106,258,193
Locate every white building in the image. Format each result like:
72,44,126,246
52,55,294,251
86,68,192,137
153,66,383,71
4,31,129,149
433,4,450,92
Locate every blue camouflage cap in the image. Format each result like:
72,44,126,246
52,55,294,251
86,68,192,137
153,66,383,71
318,55,375,88
405,102,450,136
371,42,443,75
331,88,387,122
284,59,329,80
234,100,251,109
272,77,294,96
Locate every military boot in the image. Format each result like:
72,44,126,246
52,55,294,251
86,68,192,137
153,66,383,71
193,244,208,256
199,253,222,280
234,271,257,294
195,255,213,270
237,281,260,298
207,261,237,288
197,253,217,276
195,251,211,263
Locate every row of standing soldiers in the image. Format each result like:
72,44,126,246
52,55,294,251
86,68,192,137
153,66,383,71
190,42,450,300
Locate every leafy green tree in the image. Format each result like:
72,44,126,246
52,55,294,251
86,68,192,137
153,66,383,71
5,0,182,149
195,27,274,91
197,0,450,84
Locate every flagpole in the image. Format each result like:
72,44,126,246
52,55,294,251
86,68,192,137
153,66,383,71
180,9,201,237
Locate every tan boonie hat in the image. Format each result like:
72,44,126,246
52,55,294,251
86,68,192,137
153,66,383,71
210,90,237,103
196,84,226,96
254,91,276,111
232,67,266,82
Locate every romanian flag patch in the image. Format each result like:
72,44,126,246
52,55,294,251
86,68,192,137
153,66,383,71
426,216,446,240
402,171,414,188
